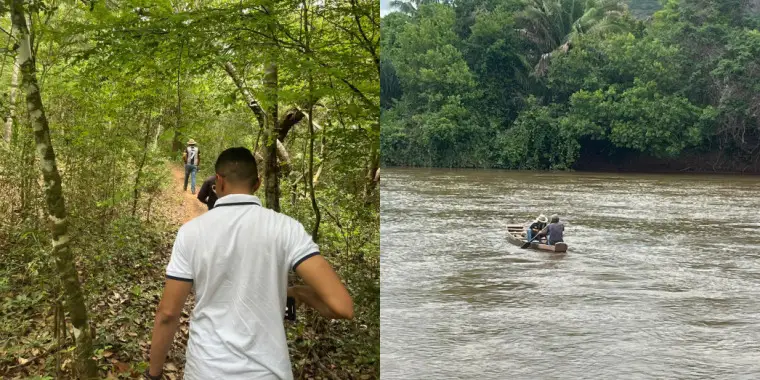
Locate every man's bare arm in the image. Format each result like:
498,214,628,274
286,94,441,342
148,279,192,377
288,285,343,319
294,255,353,319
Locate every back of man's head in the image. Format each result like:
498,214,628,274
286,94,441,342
215,147,258,189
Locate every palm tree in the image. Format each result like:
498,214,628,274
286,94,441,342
390,0,449,16
390,0,420,15
517,0,628,76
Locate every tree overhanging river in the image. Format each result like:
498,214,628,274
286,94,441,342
380,168,760,379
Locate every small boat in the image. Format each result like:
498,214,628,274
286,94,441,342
505,224,568,253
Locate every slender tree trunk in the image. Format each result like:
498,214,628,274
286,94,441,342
3,57,20,143
304,0,320,240
10,2,98,378
263,62,280,211
276,139,291,174
153,122,162,151
307,100,320,241
133,114,152,217
222,61,286,210
224,62,291,180
313,124,325,186
20,135,30,219
364,124,379,202
173,39,184,153
172,128,181,152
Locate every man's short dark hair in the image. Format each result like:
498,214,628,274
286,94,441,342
215,147,259,189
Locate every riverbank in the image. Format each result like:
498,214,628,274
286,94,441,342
573,147,760,174
382,151,760,175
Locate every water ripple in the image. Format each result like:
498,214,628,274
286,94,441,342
381,169,760,379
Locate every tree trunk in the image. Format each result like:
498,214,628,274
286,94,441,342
10,2,98,378
174,39,183,152
307,97,320,241
152,122,162,151
222,62,266,127
364,123,380,202
3,56,20,143
304,0,320,240
263,62,280,211
222,62,292,197
172,128,181,153
313,117,328,187
133,114,152,217
276,138,291,175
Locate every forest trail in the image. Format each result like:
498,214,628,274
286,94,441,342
169,165,208,225
137,164,206,379
1,0,378,377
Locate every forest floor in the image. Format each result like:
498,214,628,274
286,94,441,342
0,165,203,379
115,164,207,379
138,164,206,378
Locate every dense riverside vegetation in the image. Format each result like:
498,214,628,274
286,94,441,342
0,0,379,378
381,0,760,172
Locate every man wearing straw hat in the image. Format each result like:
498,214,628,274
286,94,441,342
182,139,200,194
526,214,548,243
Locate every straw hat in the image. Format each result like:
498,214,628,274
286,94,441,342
537,214,548,223
187,139,197,145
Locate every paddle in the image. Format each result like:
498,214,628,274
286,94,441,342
521,226,546,249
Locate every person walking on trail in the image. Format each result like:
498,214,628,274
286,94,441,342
196,175,218,210
145,147,353,380
536,214,564,245
183,139,200,194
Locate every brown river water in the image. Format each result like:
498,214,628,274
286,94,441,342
380,168,760,379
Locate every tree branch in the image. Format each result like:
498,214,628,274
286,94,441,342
278,107,306,141
349,0,379,71
223,61,267,128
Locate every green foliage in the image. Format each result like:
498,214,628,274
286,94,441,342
565,81,713,156
464,4,530,124
382,0,760,170
627,0,662,18
516,0,629,54
390,4,477,106
498,98,580,169
1,0,378,377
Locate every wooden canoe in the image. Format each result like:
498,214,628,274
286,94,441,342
505,223,568,253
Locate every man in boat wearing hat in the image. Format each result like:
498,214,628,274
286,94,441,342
536,214,564,245
182,139,200,194
526,214,548,243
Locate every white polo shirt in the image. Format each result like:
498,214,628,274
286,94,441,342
166,194,319,379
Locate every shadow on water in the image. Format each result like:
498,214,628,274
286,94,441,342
381,168,760,379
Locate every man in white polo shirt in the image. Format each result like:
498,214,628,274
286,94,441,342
145,147,353,379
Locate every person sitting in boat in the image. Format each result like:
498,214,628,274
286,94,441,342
537,214,564,245
526,214,548,242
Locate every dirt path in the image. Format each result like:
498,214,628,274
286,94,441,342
146,164,206,378
169,165,208,224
